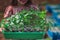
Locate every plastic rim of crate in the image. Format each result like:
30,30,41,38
2,30,45,39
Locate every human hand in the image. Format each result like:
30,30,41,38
0,28,4,32
0,28,5,40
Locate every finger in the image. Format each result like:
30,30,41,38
0,28,2,32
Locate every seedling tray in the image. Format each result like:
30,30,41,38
46,5,60,26
47,29,60,40
46,5,60,13
2,31,45,39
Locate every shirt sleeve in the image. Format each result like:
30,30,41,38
4,6,13,18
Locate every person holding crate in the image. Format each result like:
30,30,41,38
0,0,40,40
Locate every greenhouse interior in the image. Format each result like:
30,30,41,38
0,0,60,40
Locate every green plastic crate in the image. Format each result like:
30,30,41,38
2,31,45,39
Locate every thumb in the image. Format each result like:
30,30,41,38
0,28,2,32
